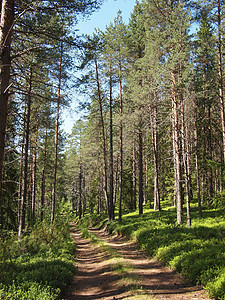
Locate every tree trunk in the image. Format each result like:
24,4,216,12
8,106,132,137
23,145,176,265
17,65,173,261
118,58,123,222
132,136,137,210
18,65,32,237
0,0,14,228
109,67,114,221
40,127,47,222
113,156,119,211
217,0,225,164
94,56,109,217
181,100,191,227
138,120,143,216
171,68,183,225
51,42,63,226
151,100,160,211
79,163,82,219
18,104,26,226
31,115,38,224
193,94,202,217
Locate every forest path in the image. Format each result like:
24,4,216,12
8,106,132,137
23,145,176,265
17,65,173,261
64,225,212,300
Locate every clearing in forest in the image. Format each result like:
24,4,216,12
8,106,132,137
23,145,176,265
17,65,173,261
64,225,211,300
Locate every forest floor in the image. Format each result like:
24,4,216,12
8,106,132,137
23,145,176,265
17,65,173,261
64,225,212,300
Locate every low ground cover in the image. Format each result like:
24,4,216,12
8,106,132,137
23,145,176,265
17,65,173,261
0,219,76,299
80,205,225,299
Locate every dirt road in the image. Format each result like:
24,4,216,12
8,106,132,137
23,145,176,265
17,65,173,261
64,226,212,300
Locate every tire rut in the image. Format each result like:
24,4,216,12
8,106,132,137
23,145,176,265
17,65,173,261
64,225,212,300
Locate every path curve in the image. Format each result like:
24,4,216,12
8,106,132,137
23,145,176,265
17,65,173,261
64,225,212,300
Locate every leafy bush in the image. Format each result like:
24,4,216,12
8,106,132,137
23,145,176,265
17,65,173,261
0,220,76,299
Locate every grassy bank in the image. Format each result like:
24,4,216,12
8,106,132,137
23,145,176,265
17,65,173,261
81,205,225,299
0,220,76,299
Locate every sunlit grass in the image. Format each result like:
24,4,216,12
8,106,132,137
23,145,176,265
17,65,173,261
105,203,225,299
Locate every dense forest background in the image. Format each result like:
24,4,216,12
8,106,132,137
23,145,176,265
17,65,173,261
1,0,225,299
1,0,225,231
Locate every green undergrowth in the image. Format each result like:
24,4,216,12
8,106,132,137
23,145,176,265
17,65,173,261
82,205,225,299
0,219,76,299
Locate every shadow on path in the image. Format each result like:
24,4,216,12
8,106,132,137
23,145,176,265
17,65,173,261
64,225,212,300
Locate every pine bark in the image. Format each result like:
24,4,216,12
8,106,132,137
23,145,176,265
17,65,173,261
51,43,63,226
193,95,202,218
132,136,137,210
171,68,183,225
217,0,225,164
31,116,38,224
109,67,114,221
18,65,32,237
138,121,143,216
94,56,109,217
0,0,14,227
40,127,47,222
118,58,123,222
151,101,160,211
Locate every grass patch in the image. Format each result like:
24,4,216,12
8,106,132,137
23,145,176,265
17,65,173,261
104,205,225,300
0,220,76,299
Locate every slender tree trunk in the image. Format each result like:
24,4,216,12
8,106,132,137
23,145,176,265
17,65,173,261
193,94,202,217
113,156,119,212
181,100,191,227
118,58,123,222
82,173,86,217
138,120,143,216
179,65,191,227
109,66,114,221
208,107,213,203
151,101,160,211
132,135,137,210
144,157,148,205
217,0,225,164
171,68,183,225
0,0,14,228
78,163,82,219
31,116,38,224
51,42,63,226
27,155,33,225
18,105,26,226
40,127,47,222
18,65,32,237
94,56,109,216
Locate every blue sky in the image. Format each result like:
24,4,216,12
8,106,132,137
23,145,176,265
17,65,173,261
62,0,136,134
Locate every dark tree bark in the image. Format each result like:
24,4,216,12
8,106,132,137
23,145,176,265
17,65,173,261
118,58,123,222
51,42,63,226
40,127,47,222
18,65,32,237
171,67,183,225
138,120,143,216
109,66,114,221
151,100,160,211
94,55,109,217
0,0,14,228
78,163,82,219
217,0,225,163
31,114,38,224
193,95,202,217
132,135,137,210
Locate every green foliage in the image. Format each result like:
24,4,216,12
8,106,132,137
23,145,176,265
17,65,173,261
0,220,76,299
105,205,225,299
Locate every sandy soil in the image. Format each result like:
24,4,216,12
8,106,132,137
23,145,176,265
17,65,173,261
64,226,212,300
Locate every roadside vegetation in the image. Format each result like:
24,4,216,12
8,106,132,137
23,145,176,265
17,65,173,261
79,204,225,300
0,211,76,300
